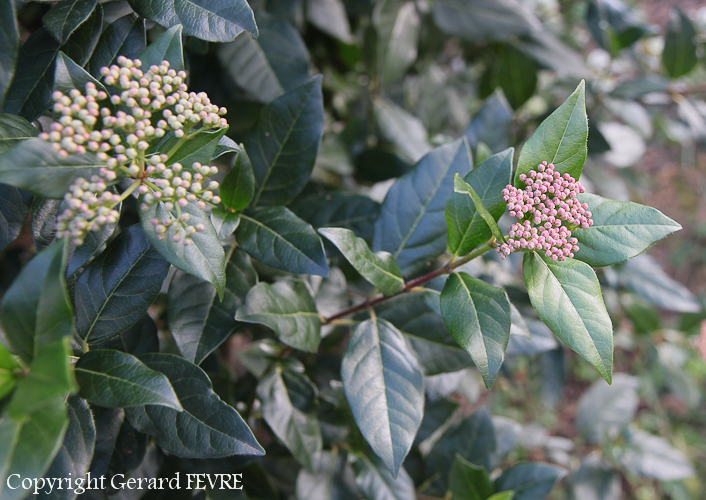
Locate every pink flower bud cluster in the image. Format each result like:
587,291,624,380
497,162,593,261
37,56,229,246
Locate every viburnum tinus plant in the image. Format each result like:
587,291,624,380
0,1,699,500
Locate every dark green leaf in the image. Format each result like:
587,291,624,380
464,90,513,154
353,453,416,500
53,51,106,96
373,138,471,274
572,193,682,267
495,463,566,500
220,150,254,211
93,313,159,356
0,138,103,199
575,373,638,444
341,318,424,476
127,0,257,42
245,76,323,206
61,3,103,67
236,205,329,276
0,342,20,400
306,0,352,43
217,13,309,103
441,272,511,388
162,127,228,166
125,353,264,458
0,113,38,155
373,97,431,163
2,28,60,121
0,184,32,252
138,25,184,70
515,81,588,185
662,8,698,79
43,0,97,44
452,172,506,245
65,196,120,276
449,454,493,500
258,364,322,469
140,200,226,298
609,75,669,100
319,227,404,296
0,242,73,364
432,0,538,43
76,349,183,410
75,225,170,343
291,193,380,240
85,407,123,479
236,280,321,352
620,427,694,481
168,246,257,364
295,450,359,500
213,135,242,159
373,0,421,87
87,14,146,78
586,0,650,52
446,148,513,256
0,0,19,108
485,45,538,110
523,252,613,383
37,396,95,500
107,418,147,477
211,209,241,239
31,199,62,251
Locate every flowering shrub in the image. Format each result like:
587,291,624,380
0,1,703,500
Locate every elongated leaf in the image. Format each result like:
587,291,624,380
258,364,322,469
168,246,257,364
572,193,681,267
76,349,182,410
441,272,511,388
53,51,106,96
373,138,471,274
138,25,184,70
295,450,359,500
373,0,420,87
236,205,329,276
492,44,538,110
2,28,60,121
245,76,323,206
236,280,320,352
220,150,254,211
575,373,638,444
43,0,97,44
662,8,698,79
140,200,226,298
373,97,431,163
452,173,506,245
465,90,513,154
211,209,241,239
65,195,120,277
0,184,32,253
353,453,416,500
217,13,309,103
161,127,228,166
0,138,103,198
516,81,588,184
74,225,170,343
0,114,38,155
61,3,103,67
93,313,159,356
306,0,352,43
38,396,95,500
87,14,146,77
620,427,694,481
0,343,19,400
128,0,257,42
291,193,380,240
446,149,513,256
523,252,613,383
341,318,424,477
0,242,73,363
0,0,19,108
449,454,494,500
495,463,566,500
586,0,650,52
125,353,264,458
432,0,538,43
319,228,404,296
107,418,147,477
213,135,242,159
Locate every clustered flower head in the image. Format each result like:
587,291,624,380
38,56,228,246
497,162,593,261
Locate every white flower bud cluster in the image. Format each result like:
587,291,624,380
37,56,229,246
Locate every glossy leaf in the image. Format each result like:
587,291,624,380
291,193,381,240
662,8,698,79
220,150,254,211
464,90,513,154
515,81,588,185
43,0,97,44
60,3,103,67
341,318,424,477
74,225,170,343
452,172,506,245
373,138,471,274
319,227,404,296
244,76,323,206
158,126,228,167
168,246,257,364
138,25,184,70
432,0,538,43
0,342,19,400
125,353,264,458
575,373,639,444
87,14,146,77
65,196,120,277
0,184,31,253
0,242,73,364
373,97,431,163
449,454,494,500
495,463,566,500
236,205,329,277
0,113,38,155
140,200,226,298
0,0,19,108
373,0,420,87
127,0,258,42
53,51,106,96
0,138,103,199
236,280,320,352
524,253,613,382
441,272,511,388
258,364,322,469
572,193,681,267
93,313,159,356
446,149,513,256
76,349,182,410
486,44,538,110
217,13,309,103
211,209,241,240
353,453,416,500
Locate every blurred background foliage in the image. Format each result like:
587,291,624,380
3,0,706,498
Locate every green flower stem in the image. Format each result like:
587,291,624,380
321,238,496,324
119,179,142,202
